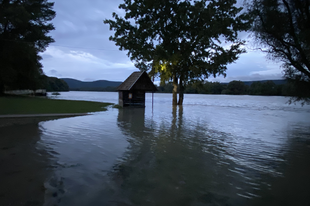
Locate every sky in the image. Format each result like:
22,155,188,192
41,0,284,83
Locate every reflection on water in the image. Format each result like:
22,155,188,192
114,107,269,205
0,120,52,206
251,127,310,206
115,107,249,205
1,93,310,205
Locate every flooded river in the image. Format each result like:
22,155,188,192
1,92,310,206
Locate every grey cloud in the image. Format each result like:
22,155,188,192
41,54,53,59
59,67,137,82
41,0,285,82
50,69,58,74
45,69,62,77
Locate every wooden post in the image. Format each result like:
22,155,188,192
152,76,155,114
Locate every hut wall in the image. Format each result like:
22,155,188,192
118,91,124,107
121,90,145,107
117,71,157,107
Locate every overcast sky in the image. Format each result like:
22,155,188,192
41,0,284,83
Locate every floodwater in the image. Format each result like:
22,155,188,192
1,92,310,206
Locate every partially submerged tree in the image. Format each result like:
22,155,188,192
105,0,250,105
247,0,310,104
0,0,55,94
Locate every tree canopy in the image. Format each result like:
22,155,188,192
247,0,310,103
105,0,251,105
0,0,55,94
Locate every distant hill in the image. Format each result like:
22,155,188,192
61,78,122,91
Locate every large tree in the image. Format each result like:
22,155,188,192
0,0,55,94
248,0,310,103
105,0,250,105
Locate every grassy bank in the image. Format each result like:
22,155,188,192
0,96,112,115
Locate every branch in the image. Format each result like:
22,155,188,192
272,45,310,79
282,0,310,71
251,47,269,52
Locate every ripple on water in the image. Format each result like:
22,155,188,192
3,93,309,205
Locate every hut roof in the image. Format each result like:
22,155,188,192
117,71,157,91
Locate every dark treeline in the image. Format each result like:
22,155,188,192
44,76,69,92
0,0,55,95
157,80,297,96
3,75,69,93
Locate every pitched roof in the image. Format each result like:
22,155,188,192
117,71,143,91
117,71,157,91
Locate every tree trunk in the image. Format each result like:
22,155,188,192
172,74,178,105
171,105,177,130
178,105,183,126
178,76,184,105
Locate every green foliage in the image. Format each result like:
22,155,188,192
112,104,123,109
249,81,262,95
104,0,251,104
247,0,310,103
0,0,55,94
249,80,278,95
224,80,248,95
157,82,174,93
184,81,226,94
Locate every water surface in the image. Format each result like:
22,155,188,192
1,92,310,206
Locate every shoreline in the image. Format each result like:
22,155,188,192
0,113,89,118
0,96,113,115
0,114,90,128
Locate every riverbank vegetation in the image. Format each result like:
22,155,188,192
58,78,301,97
158,80,299,96
0,96,112,115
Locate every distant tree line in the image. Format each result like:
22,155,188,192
42,77,300,96
44,76,69,92
157,80,298,96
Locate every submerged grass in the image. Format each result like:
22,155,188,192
0,96,113,115
112,104,122,109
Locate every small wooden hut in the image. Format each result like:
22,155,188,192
117,71,157,107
